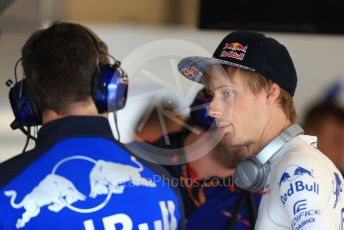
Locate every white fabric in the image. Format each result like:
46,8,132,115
255,135,344,230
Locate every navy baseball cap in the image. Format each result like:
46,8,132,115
178,31,298,96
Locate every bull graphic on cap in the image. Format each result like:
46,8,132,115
4,174,86,229
89,156,156,198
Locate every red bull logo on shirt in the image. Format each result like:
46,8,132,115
83,200,177,230
89,157,156,198
4,174,86,229
3,155,165,229
279,165,314,187
279,165,319,206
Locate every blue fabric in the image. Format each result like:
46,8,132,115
0,117,183,230
164,165,261,230
186,186,261,229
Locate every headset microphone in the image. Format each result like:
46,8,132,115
233,123,304,191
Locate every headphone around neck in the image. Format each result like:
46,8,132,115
233,123,304,191
6,25,128,131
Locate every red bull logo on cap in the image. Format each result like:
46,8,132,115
223,42,248,53
221,42,248,61
183,68,193,78
220,51,245,61
182,66,202,79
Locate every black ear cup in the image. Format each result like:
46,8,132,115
7,79,42,129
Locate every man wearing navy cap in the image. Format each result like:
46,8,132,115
178,31,344,229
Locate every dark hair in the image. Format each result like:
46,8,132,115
303,102,344,133
21,22,109,113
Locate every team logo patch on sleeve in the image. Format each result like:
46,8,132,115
332,172,343,209
279,165,319,206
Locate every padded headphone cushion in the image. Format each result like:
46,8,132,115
8,79,42,128
233,156,269,191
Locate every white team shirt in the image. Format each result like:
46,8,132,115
255,135,344,230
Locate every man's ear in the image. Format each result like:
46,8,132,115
266,83,281,104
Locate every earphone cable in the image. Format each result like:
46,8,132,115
113,111,121,142
19,126,37,141
14,58,22,83
22,126,31,153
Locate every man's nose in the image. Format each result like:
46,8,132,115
208,99,221,118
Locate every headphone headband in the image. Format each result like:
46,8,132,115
257,124,304,164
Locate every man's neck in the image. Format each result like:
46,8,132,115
42,99,101,124
248,110,292,156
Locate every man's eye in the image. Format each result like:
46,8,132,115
223,90,232,97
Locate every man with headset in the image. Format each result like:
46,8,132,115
177,31,344,229
152,88,261,229
0,22,184,229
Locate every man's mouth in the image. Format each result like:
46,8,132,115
216,122,231,135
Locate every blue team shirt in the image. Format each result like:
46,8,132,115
0,116,184,230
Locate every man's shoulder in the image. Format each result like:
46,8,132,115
274,135,329,170
270,136,340,192
273,148,336,186
0,149,40,189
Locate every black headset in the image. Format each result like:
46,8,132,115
6,25,128,131
233,123,304,191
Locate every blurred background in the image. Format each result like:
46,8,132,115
1,0,343,162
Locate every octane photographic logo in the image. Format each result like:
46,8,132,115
119,39,233,165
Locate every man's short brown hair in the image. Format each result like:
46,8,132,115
237,67,298,123
21,22,109,114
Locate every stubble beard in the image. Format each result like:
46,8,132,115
212,133,249,168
